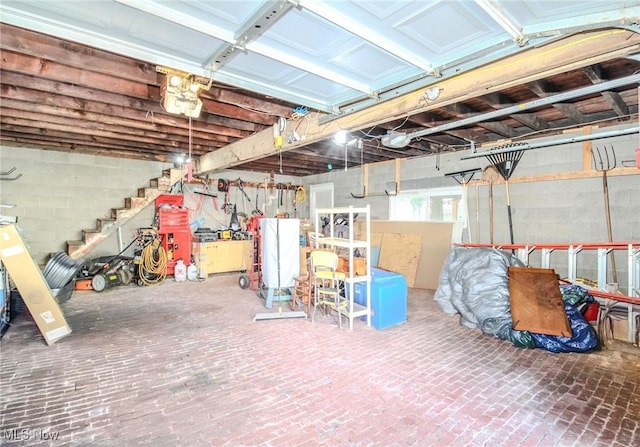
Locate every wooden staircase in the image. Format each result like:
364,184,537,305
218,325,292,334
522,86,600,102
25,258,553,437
66,168,182,260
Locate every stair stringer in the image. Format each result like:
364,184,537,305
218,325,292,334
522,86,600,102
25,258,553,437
66,168,182,260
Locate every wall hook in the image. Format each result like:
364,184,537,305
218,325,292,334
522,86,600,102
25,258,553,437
350,186,367,199
385,182,399,196
385,159,402,196
0,166,22,181
350,163,368,199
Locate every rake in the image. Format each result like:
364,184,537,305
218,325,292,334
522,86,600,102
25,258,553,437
445,168,481,243
484,145,526,245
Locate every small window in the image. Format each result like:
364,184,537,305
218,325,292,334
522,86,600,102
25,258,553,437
389,186,465,223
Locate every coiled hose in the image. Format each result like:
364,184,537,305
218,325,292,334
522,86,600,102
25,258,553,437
138,238,167,286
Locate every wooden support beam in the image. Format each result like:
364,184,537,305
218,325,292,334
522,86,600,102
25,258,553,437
197,29,640,174
0,101,240,145
1,50,150,97
0,23,157,83
1,71,259,135
204,87,293,117
480,92,549,131
584,64,629,116
583,125,594,171
445,103,519,138
469,166,638,186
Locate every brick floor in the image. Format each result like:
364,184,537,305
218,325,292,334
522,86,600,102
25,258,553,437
1,274,639,447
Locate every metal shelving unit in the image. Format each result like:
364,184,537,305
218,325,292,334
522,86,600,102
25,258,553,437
314,205,371,329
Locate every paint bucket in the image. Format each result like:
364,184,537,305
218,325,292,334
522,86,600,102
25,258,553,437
583,302,600,323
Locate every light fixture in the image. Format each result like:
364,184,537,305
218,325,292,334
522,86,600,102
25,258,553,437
157,66,212,118
334,129,350,145
381,131,411,148
425,86,441,101
333,129,358,147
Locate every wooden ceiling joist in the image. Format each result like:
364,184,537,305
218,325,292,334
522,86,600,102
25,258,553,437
197,29,640,174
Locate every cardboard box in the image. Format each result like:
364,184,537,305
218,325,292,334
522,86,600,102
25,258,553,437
337,256,367,276
0,224,71,345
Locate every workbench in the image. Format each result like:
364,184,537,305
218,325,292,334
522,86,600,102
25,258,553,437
192,240,252,275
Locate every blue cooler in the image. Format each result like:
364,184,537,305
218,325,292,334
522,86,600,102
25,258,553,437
348,267,407,330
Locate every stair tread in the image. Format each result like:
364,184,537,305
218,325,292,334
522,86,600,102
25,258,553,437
67,169,168,258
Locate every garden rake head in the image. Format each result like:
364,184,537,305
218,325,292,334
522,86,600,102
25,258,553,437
484,144,527,182
483,143,527,246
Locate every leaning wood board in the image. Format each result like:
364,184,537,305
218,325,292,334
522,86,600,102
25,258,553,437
508,267,571,337
357,220,457,289
377,233,422,287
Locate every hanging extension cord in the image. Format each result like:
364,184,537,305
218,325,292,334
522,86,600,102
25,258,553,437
138,237,167,286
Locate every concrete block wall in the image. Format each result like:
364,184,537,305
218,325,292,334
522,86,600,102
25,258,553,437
0,146,172,265
301,124,639,292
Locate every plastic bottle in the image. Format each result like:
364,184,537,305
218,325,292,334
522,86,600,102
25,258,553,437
187,262,198,281
174,259,187,282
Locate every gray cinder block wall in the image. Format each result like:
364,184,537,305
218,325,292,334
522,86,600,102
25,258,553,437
302,124,639,293
0,146,172,265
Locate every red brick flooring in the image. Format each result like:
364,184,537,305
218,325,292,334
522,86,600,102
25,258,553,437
1,274,639,446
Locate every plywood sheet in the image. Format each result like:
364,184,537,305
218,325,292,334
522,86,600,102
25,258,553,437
377,233,422,287
508,267,571,337
356,220,457,289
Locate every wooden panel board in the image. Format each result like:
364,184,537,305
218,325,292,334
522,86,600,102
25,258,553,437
508,267,571,337
377,233,422,287
356,221,457,289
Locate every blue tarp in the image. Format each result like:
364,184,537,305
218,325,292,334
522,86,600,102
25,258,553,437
530,302,598,353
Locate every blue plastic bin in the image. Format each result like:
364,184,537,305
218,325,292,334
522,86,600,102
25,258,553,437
347,267,407,330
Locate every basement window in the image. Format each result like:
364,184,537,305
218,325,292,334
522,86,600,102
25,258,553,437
388,186,465,223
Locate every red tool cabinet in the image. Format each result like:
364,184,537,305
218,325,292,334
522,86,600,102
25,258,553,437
157,205,191,275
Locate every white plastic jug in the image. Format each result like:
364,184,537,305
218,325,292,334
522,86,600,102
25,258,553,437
187,263,198,281
174,259,187,282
